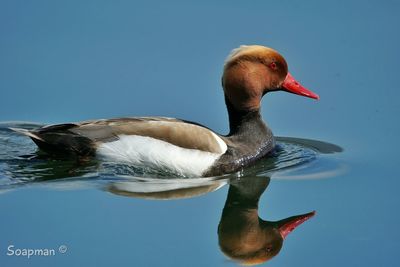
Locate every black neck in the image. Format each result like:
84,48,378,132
224,177,270,210
202,95,274,177
225,95,264,136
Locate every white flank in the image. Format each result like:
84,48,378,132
96,135,224,177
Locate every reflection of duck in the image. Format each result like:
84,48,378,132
11,45,318,177
218,177,315,265
107,177,228,200
0,131,316,265
104,174,315,265
2,153,97,182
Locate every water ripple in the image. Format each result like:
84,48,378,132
0,122,344,196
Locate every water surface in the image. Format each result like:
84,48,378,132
1,1,399,266
0,122,343,266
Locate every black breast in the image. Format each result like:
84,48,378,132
204,110,275,176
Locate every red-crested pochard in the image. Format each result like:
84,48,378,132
219,176,315,265
11,45,319,177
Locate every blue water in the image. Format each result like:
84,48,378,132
1,1,399,266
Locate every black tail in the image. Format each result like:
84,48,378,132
10,125,96,156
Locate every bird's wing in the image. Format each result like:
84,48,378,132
20,117,227,155
72,117,227,154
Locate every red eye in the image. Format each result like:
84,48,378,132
268,62,277,70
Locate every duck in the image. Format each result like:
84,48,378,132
218,176,315,265
11,45,319,177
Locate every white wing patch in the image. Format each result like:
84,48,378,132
96,135,224,177
210,131,228,154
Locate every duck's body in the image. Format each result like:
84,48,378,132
13,111,273,177
12,45,318,177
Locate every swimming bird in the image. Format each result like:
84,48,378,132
11,45,319,177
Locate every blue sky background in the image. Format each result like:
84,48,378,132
1,1,400,266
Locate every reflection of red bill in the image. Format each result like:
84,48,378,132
278,210,316,239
